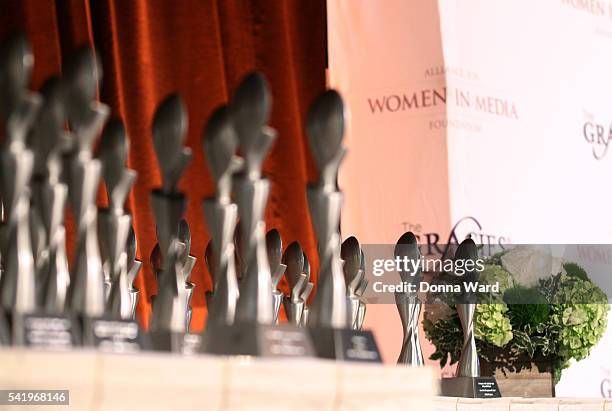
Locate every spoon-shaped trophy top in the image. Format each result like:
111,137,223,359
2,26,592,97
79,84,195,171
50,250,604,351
230,72,275,178
152,93,191,193
0,31,34,118
341,236,361,286
231,72,271,148
306,89,345,189
395,231,420,284
98,118,129,202
203,104,240,201
63,47,103,140
30,76,68,179
282,241,304,290
266,229,282,275
454,237,479,285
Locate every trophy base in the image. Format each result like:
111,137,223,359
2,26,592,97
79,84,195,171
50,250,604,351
81,317,144,353
13,312,79,349
440,376,501,398
308,327,381,363
147,331,202,354
201,322,314,358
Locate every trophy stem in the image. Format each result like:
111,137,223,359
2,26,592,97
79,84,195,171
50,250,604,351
234,176,274,324
306,187,347,329
456,303,480,378
202,199,239,326
396,294,424,366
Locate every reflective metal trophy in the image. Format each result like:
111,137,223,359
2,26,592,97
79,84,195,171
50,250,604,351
394,232,424,366
300,253,314,326
231,73,275,326
305,90,380,362
126,226,142,321
266,229,286,324
282,242,312,326
148,94,193,352
0,32,41,345
90,118,144,352
355,249,368,330
440,238,501,398
202,73,313,358
341,236,368,330
21,73,79,349
201,105,240,326
61,46,114,348
178,219,196,332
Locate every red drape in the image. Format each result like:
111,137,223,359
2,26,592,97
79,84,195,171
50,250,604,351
0,0,326,330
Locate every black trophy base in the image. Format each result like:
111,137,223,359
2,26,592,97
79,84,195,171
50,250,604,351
440,376,501,398
147,331,202,354
81,316,144,353
14,312,79,349
308,327,381,363
202,322,314,358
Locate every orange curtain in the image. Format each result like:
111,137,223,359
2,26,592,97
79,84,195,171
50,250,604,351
0,0,326,330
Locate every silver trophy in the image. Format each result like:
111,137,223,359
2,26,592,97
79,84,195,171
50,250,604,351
455,238,480,378
440,238,501,397
355,249,368,330
341,236,367,330
202,73,314,359
201,105,240,326
231,73,275,325
0,32,41,343
149,94,192,340
300,254,314,326
97,119,137,320
28,77,71,315
305,90,380,362
64,47,109,321
126,226,141,320
266,229,286,324
282,242,312,326
305,90,347,329
177,219,196,330
394,232,424,366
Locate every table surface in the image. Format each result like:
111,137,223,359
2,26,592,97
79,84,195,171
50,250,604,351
0,348,608,410
0,348,437,410
435,396,612,411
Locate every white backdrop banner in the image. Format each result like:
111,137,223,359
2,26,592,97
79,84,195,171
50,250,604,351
328,0,612,397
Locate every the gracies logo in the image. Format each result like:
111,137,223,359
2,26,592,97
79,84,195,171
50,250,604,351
400,216,510,256
583,121,612,160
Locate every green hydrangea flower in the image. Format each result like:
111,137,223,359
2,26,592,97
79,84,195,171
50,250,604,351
475,304,513,347
549,275,609,362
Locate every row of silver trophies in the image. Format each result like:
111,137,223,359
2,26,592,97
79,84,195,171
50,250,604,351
0,32,374,354
0,32,487,395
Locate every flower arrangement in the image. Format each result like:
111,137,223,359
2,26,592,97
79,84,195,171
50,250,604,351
424,246,609,382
